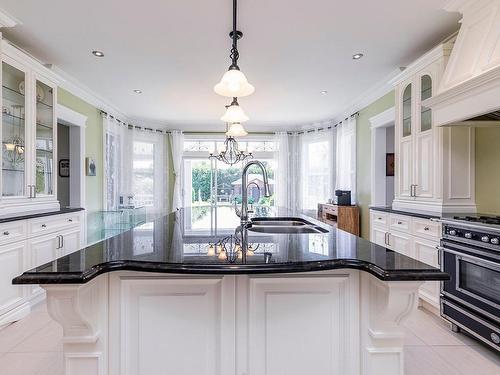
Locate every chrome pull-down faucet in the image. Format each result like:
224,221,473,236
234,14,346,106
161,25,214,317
236,160,271,224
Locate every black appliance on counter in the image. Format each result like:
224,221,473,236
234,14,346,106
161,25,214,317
335,190,351,206
440,215,500,351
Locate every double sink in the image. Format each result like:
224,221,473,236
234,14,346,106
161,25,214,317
247,217,328,234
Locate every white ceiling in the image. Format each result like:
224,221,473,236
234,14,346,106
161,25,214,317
0,0,460,131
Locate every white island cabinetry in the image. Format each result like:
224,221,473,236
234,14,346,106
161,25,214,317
43,270,423,375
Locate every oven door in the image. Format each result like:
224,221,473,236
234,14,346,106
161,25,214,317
441,240,500,322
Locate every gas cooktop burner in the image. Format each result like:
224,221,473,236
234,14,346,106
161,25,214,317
453,215,500,225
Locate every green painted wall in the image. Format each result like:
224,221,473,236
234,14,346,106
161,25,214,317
356,91,395,239
57,88,103,212
475,128,500,214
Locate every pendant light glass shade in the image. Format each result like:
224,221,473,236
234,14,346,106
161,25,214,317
214,69,255,98
226,122,248,137
221,101,249,123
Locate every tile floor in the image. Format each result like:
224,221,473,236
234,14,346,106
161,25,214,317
0,303,498,374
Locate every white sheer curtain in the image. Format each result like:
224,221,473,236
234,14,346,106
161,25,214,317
290,128,335,212
104,114,169,214
335,116,357,204
169,130,184,211
274,131,291,209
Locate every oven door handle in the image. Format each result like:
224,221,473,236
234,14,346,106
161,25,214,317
441,241,500,262
442,247,500,271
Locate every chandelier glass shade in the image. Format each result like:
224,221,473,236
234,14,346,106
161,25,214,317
221,98,249,123
209,136,252,166
214,68,255,98
226,122,248,137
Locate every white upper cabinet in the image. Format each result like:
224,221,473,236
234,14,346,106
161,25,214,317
0,40,60,214
392,40,476,213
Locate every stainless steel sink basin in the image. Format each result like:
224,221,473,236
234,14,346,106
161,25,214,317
248,217,329,234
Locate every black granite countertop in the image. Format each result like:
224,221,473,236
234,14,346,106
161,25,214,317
0,207,85,223
13,207,448,284
370,206,441,220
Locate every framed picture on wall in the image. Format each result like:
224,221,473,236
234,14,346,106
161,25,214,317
86,157,96,176
59,159,70,178
386,153,395,176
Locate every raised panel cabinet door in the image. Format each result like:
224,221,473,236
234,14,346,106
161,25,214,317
415,132,434,198
0,241,27,316
60,228,81,256
388,231,413,258
115,276,230,375
371,226,388,247
397,137,414,199
29,234,58,269
247,275,358,375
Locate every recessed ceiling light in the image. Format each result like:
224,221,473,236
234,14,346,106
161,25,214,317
133,89,142,94
320,90,328,95
352,53,364,60
92,50,104,57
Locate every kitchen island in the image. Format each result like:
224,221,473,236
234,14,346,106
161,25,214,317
13,207,448,375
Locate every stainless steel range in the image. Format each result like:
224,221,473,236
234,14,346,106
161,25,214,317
440,215,500,351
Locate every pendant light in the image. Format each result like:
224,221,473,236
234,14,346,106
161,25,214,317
214,0,255,98
220,97,249,123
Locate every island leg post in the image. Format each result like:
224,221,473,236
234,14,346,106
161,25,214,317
43,275,108,375
360,273,422,375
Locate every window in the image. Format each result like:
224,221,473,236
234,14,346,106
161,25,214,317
182,136,277,232
132,141,155,207
301,138,332,210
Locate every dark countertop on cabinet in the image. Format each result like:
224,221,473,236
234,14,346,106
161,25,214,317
370,206,442,220
0,207,85,224
13,207,448,285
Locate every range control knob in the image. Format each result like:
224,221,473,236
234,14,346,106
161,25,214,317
481,236,490,243
491,332,500,344
449,230,457,236
464,232,472,239
490,238,500,245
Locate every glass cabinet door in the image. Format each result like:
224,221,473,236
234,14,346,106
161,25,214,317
34,79,55,196
420,75,432,132
402,83,412,137
2,62,27,198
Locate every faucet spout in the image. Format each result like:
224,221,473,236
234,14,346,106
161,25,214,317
240,160,270,224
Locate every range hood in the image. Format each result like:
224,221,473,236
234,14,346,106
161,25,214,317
424,0,500,126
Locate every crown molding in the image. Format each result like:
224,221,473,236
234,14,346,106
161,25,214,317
50,65,128,120
0,8,20,28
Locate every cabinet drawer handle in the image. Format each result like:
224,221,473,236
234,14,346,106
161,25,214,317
378,217,382,220
3,231,9,236
424,227,430,231
41,224,47,228
68,219,73,222
397,221,403,225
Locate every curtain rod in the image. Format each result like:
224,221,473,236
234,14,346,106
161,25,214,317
100,110,171,134
289,112,359,135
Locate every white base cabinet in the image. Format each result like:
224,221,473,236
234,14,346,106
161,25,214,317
370,209,441,310
43,270,423,375
0,210,84,328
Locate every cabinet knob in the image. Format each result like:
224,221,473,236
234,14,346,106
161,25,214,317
398,221,403,225
68,219,73,222
41,224,47,228
424,227,430,231
378,217,382,220
3,231,9,236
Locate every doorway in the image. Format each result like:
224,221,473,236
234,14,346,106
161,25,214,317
57,104,87,209
370,107,396,207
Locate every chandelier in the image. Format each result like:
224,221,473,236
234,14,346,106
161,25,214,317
209,133,252,166
214,0,254,134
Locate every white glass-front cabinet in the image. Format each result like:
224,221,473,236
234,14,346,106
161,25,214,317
1,51,58,213
394,55,443,207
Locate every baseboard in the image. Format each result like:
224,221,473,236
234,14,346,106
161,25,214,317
418,297,440,316
0,290,47,330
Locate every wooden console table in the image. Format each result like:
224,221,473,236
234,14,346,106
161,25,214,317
317,203,360,236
